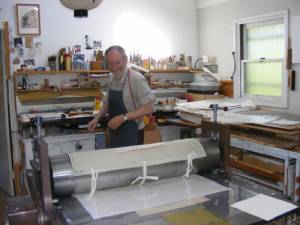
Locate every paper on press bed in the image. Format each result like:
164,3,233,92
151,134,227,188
67,138,206,176
76,175,229,219
231,194,297,221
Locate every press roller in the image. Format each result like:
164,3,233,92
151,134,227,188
50,138,220,196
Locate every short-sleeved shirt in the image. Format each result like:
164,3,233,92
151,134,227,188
104,67,155,129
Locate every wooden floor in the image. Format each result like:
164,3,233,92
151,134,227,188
0,189,8,225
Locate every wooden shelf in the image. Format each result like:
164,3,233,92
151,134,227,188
230,159,284,182
150,69,203,73
16,87,101,103
14,70,109,76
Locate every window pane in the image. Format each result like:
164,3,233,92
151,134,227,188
244,61,282,96
246,21,284,60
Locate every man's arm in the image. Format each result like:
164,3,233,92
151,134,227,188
88,101,108,131
107,101,154,130
126,101,154,120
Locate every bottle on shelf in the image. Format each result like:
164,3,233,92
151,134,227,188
58,48,66,71
94,96,101,111
64,54,72,71
22,76,27,90
64,47,72,71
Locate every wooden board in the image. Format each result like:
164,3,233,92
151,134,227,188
231,133,297,150
14,70,109,76
231,123,300,135
247,122,300,132
16,87,101,103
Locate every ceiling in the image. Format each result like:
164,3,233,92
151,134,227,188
196,0,234,9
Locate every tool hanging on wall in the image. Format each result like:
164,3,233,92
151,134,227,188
288,70,296,91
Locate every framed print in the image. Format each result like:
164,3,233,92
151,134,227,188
16,4,41,36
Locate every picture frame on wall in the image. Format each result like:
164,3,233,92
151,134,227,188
16,4,41,36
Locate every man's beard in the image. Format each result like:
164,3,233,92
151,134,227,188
112,68,126,79
112,71,123,78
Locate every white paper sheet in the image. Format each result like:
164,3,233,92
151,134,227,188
176,97,256,111
69,138,206,176
269,119,300,126
175,97,282,125
231,194,297,221
76,175,229,219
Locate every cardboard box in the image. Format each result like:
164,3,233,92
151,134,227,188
144,129,161,144
90,60,102,70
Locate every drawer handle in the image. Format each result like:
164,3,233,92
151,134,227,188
75,143,82,150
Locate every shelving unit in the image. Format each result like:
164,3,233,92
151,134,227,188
14,70,108,103
229,123,300,200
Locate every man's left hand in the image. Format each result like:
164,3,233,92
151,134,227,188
108,115,125,130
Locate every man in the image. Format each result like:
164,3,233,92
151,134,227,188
88,45,155,148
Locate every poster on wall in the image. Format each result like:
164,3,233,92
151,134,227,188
85,35,93,50
16,4,41,36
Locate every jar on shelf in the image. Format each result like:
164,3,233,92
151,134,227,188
48,55,57,71
64,53,72,71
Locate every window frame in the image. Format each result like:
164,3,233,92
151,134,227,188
233,10,289,108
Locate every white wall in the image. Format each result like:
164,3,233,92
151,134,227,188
197,0,300,114
0,0,199,168
0,0,198,67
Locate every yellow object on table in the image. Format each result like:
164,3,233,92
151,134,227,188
94,97,101,111
163,208,232,225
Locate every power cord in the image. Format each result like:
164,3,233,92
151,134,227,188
230,51,236,80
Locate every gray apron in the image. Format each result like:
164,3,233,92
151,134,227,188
108,71,139,148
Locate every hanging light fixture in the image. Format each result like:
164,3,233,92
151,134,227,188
60,0,103,17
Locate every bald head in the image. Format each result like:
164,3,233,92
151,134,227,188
105,45,127,58
105,46,128,78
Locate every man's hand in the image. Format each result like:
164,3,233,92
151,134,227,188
88,118,98,131
108,115,125,130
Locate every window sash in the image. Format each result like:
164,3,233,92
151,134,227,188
241,59,283,97
243,19,284,61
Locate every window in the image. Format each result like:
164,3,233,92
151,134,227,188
234,11,288,107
